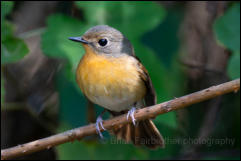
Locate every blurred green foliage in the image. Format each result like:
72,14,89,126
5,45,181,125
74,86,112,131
1,1,29,105
1,1,29,64
1,1,14,20
214,2,240,79
227,52,240,79
214,3,240,52
1,22,29,64
1,1,240,160
42,14,86,82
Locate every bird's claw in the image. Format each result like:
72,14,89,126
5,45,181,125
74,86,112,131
96,115,106,138
127,107,136,126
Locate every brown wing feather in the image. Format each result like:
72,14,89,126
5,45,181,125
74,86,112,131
134,55,157,106
108,55,165,149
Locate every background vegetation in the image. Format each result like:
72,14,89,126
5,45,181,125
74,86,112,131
1,1,240,160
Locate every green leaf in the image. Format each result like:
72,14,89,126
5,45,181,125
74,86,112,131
76,1,166,38
227,52,240,79
1,23,29,64
214,3,240,52
142,9,183,68
41,14,89,81
1,2,29,64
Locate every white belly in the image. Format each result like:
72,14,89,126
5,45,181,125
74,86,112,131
89,93,136,112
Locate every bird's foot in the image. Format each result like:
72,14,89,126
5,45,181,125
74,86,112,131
126,107,136,126
96,115,106,138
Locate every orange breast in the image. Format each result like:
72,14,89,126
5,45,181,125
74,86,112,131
76,47,146,112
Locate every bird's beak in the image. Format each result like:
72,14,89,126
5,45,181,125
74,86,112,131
68,37,89,44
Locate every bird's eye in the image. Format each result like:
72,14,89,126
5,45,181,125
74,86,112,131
98,39,108,46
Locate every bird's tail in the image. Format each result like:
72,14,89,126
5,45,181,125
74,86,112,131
111,119,165,149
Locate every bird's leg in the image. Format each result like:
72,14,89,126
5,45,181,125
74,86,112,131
96,110,107,138
126,107,137,126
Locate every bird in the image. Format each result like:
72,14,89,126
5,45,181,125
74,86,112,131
69,25,164,149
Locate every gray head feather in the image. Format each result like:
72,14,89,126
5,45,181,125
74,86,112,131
82,25,135,57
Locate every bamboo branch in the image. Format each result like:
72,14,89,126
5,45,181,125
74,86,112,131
1,79,240,160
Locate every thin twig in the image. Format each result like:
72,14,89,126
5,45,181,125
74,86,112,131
1,79,240,160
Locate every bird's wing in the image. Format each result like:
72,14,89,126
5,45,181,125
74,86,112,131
134,55,157,106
